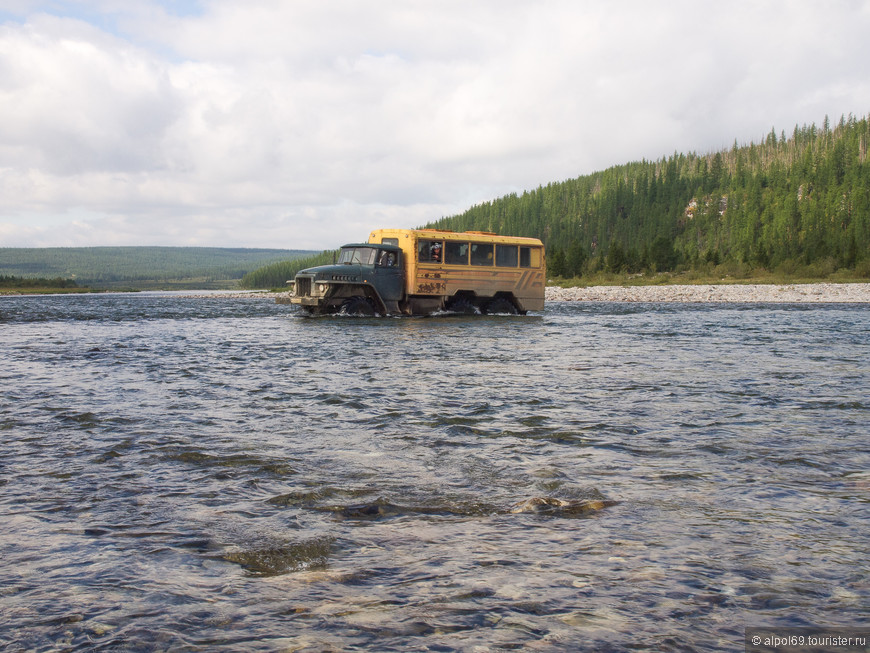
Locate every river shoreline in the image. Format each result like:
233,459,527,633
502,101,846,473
263,282,870,304
6,283,868,303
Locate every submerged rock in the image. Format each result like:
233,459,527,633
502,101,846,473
317,500,460,520
509,496,617,516
305,495,617,521
221,536,334,576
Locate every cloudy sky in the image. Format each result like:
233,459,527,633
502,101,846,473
1,1,869,249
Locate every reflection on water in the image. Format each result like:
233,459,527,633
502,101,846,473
1,294,868,651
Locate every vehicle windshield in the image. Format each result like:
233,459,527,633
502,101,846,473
338,247,378,265
338,247,398,266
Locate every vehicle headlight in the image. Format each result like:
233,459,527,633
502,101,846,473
317,282,327,294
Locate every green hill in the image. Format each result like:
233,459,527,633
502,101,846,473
0,246,314,290
239,250,338,289
425,114,870,279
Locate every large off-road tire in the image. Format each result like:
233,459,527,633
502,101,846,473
339,296,377,316
483,297,518,315
445,297,479,314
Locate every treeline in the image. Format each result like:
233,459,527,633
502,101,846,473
0,275,81,288
0,247,313,288
240,250,338,288
426,114,870,278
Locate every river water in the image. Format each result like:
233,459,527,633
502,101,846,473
1,293,868,652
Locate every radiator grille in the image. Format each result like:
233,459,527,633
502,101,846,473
295,277,312,296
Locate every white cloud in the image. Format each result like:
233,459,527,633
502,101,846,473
1,0,869,248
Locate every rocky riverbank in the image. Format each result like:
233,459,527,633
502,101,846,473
545,283,870,303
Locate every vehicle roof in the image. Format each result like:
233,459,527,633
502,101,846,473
370,228,543,246
341,243,402,251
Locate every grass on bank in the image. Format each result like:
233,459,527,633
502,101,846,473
548,258,870,288
0,275,250,293
0,276,92,294
0,286,93,295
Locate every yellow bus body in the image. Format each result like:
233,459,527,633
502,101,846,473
368,228,546,313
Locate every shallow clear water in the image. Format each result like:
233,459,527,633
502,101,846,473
1,294,868,651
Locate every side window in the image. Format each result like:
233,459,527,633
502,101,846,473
496,245,518,267
377,250,397,267
381,238,399,247
519,247,531,267
444,242,468,265
418,240,443,263
520,246,541,268
470,243,494,266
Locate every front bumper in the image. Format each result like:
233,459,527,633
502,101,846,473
290,296,323,307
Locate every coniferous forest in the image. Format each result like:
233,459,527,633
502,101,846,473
239,250,337,289
425,114,870,279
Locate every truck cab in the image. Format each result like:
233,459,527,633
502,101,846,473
289,243,404,315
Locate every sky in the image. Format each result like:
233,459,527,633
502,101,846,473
1,1,869,250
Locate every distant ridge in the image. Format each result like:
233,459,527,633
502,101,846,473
0,246,314,289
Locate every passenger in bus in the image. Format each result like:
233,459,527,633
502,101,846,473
431,242,442,262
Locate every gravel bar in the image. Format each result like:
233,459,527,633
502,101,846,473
546,283,870,303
